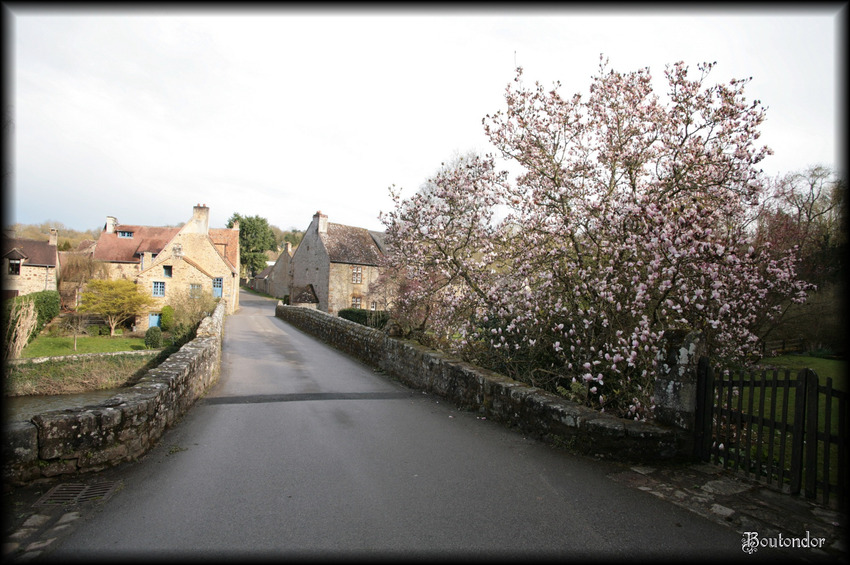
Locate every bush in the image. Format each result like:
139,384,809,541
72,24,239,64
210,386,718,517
171,323,196,347
145,326,163,349
338,308,390,329
2,290,61,350
88,324,110,336
29,290,60,332
160,305,175,332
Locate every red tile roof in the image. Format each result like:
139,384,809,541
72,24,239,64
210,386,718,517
92,225,179,263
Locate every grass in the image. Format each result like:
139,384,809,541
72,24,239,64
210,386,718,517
758,354,847,388
4,352,170,396
20,336,150,358
713,354,847,505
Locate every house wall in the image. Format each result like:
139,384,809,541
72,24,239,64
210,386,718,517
289,228,330,313
327,263,384,315
2,264,57,295
101,262,140,280
134,230,239,331
267,245,292,299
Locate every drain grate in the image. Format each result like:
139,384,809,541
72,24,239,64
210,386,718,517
34,481,120,506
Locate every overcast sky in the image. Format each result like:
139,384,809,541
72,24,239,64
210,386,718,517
4,5,845,234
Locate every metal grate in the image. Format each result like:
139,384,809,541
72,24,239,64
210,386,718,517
34,481,120,506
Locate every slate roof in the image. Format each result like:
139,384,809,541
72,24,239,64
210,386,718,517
254,265,273,279
1,237,58,267
321,223,386,266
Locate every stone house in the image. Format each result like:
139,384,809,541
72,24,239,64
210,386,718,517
247,264,273,295
1,229,60,300
288,211,387,315
91,204,240,330
266,242,293,299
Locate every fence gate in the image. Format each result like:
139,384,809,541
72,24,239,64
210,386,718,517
694,357,848,509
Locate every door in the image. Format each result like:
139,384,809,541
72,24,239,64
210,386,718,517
149,313,161,328
213,277,223,298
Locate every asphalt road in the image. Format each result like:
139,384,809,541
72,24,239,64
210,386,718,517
45,290,769,561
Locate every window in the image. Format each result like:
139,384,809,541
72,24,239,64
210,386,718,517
163,265,172,278
117,231,134,238
352,265,362,284
371,302,377,311
153,281,165,297
8,259,21,276
189,283,202,298
351,297,362,309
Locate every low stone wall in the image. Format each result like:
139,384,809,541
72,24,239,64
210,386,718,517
2,301,227,485
275,304,688,462
6,349,162,367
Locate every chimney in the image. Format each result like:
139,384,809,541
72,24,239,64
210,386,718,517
192,203,210,234
49,228,58,246
314,210,328,235
285,242,292,256
105,216,117,234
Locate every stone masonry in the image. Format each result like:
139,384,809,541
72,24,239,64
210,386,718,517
275,303,690,462
1,301,226,485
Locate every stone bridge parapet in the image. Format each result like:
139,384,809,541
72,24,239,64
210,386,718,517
275,304,689,462
2,301,226,485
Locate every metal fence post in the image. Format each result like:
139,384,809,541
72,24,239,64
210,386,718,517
693,356,714,460
789,369,809,495
804,369,820,499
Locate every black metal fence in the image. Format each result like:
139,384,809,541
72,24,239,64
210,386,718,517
694,357,848,509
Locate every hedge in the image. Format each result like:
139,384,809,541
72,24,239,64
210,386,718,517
2,290,61,346
337,308,390,329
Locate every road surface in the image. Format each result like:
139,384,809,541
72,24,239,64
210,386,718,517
47,290,759,560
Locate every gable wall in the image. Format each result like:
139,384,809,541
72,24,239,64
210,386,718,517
289,227,330,312
268,251,291,299
134,231,239,330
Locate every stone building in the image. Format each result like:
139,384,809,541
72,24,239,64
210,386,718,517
266,242,293,299
288,211,387,315
91,204,240,330
1,229,60,300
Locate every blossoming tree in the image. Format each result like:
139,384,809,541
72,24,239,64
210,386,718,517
381,57,810,419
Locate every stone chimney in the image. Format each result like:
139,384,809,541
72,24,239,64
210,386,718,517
48,228,58,246
314,210,328,235
105,216,118,234
284,242,292,256
192,204,210,234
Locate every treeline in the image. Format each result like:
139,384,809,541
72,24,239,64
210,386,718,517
8,222,101,251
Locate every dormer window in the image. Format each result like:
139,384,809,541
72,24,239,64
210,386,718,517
8,259,21,276
117,231,134,238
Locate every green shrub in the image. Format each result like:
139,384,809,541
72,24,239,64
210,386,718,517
338,308,390,329
171,323,196,347
29,290,60,332
160,305,175,332
145,326,163,349
88,324,110,336
2,290,61,349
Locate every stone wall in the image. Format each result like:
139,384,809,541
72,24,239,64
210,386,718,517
275,304,689,462
3,265,58,296
1,301,227,485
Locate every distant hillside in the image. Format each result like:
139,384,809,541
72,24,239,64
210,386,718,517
4,221,101,251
